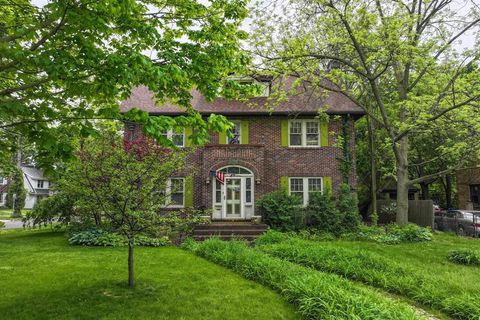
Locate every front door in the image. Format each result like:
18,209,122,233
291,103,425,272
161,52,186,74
224,178,243,219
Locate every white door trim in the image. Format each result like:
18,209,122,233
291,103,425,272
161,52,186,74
222,177,245,219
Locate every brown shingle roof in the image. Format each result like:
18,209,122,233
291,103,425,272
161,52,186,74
120,77,364,116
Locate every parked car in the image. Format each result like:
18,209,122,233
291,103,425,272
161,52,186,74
434,210,480,237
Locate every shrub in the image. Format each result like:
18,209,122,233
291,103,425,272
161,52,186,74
256,190,304,231
187,238,418,320
336,183,361,233
68,229,169,247
447,249,480,266
23,192,74,228
304,189,342,234
257,236,478,320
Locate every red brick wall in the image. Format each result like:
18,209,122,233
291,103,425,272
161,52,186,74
125,115,358,213
456,166,480,209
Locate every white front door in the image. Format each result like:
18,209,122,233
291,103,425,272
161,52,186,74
223,177,243,219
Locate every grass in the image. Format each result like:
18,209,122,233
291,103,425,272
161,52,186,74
256,231,480,320
0,208,27,220
0,229,299,320
186,238,421,320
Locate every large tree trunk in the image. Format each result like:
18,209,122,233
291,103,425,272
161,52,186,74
366,114,377,223
420,182,430,200
396,136,409,225
128,240,135,288
445,174,453,209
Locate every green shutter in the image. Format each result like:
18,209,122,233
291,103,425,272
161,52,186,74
218,131,227,144
320,121,329,147
241,121,249,144
280,176,289,192
185,176,193,207
323,176,332,193
281,120,289,147
184,127,192,147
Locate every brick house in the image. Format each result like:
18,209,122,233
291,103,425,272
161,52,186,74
456,166,480,210
121,77,364,221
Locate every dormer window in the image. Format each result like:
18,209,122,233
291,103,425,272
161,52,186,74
37,180,45,188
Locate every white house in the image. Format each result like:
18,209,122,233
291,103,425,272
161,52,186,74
22,166,50,209
0,166,51,209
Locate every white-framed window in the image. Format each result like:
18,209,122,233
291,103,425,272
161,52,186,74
37,180,45,189
289,120,320,147
289,177,323,206
165,178,185,207
161,128,185,147
228,121,242,144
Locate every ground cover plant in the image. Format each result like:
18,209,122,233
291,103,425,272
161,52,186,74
0,230,299,320
447,249,480,266
257,231,480,320
68,229,169,247
185,238,421,320
346,224,433,244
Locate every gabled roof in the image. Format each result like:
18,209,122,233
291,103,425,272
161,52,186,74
120,76,364,116
21,166,45,180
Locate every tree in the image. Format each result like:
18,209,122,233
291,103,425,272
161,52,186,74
5,167,26,217
64,135,189,287
251,0,480,224
1,0,249,174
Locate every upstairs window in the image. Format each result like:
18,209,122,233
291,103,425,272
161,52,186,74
37,180,45,189
161,129,185,147
289,120,320,147
228,121,242,144
289,177,323,206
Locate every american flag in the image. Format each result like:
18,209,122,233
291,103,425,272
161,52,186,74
215,171,225,184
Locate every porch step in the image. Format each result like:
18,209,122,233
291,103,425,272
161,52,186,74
193,234,260,242
194,223,268,231
193,223,268,241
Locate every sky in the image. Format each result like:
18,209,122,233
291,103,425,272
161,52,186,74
31,0,478,50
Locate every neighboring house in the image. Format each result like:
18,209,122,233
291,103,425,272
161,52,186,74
121,76,364,221
21,166,50,209
379,178,419,201
457,166,480,210
1,166,51,209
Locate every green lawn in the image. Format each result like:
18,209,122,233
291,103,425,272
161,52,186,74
326,232,480,297
256,231,480,319
0,208,27,220
0,230,299,320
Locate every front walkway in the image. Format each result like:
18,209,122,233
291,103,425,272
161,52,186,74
0,219,23,229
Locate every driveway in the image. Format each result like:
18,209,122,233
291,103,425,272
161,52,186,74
1,219,24,230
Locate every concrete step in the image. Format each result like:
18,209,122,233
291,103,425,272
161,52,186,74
194,223,268,231
193,229,267,236
193,234,260,242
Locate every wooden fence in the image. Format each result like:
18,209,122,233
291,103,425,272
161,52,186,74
376,200,434,228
